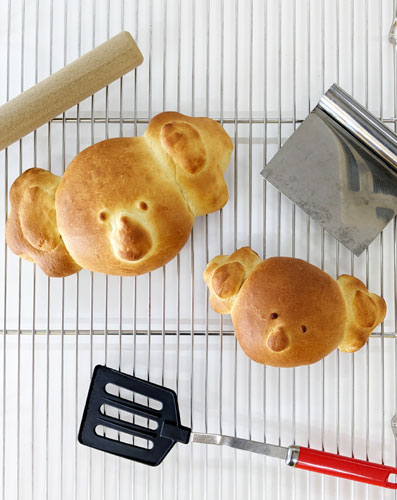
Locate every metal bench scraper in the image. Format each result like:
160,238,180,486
261,84,397,256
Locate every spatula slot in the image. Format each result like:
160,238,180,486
105,383,163,410
95,425,154,449
100,404,159,430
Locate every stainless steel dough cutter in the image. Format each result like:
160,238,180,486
261,84,397,256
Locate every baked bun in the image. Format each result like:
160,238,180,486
204,247,386,367
55,137,195,275
6,112,232,276
5,168,81,277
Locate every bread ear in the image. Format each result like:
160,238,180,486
20,185,61,251
5,168,81,277
337,274,386,352
212,262,245,298
144,112,232,218
352,290,379,328
203,247,262,314
160,122,206,174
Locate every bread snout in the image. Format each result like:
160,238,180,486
266,326,290,352
109,214,152,262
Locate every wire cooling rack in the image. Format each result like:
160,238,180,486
1,0,397,499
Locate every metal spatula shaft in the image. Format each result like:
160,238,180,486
191,432,397,489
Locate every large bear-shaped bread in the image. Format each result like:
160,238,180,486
6,112,232,277
204,247,386,367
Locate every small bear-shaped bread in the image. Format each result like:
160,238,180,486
204,247,386,367
6,112,232,277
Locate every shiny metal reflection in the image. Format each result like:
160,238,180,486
390,13,397,44
261,84,397,256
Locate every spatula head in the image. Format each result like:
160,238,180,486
261,108,397,256
78,365,191,466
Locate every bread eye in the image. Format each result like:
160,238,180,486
137,201,148,211
300,325,307,333
98,211,107,222
269,312,278,319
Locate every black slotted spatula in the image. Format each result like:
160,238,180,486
78,364,191,466
79,365,397,489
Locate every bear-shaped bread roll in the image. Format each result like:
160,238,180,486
204,247,386,367
6,112,232,277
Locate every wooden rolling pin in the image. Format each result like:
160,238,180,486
0,31,143,151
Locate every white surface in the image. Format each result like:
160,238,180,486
0,0,397,499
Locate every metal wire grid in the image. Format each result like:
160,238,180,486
0,0,397,499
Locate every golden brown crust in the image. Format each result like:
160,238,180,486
7,113,231,277
5,168,81,277
113,215,153,262
55,113,231,276
145,112,233,216
203,247,262,314
212,262,245,298
231,257,346,367
204,248,387,367
267,327,290,352
161,122,206,174
337,274,386,352
55,137,195,276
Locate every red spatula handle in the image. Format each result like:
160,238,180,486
294,446,397,489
